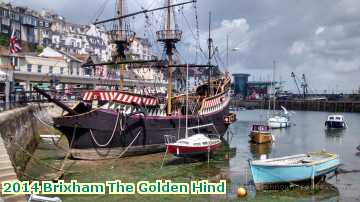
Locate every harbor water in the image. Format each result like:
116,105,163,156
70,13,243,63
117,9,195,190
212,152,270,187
25,109,360,201
228,109,360,201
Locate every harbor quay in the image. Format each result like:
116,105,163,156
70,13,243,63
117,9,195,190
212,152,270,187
231,99,360,113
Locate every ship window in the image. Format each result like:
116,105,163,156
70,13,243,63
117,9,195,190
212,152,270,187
194,143,201,146
202,142,208,145
178,141,188,145
336,117,341,120
329,117,334,120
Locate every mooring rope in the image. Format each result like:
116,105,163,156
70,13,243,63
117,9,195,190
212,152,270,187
12,141,74,173
114,129,142,159
33,112,54,127
89,111,122,147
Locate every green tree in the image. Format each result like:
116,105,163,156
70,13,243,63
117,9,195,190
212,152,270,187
35,45,44,53
0,34,9,47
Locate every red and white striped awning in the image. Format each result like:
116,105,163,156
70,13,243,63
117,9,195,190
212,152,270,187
203,95,225,108
83,91,158,106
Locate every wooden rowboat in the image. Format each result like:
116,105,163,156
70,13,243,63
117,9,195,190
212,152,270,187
249,124,273,144
249,151,340,190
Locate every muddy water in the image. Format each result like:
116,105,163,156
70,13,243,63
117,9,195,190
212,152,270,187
24,109,360,201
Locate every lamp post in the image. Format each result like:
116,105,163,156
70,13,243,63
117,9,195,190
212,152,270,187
226,33,241,68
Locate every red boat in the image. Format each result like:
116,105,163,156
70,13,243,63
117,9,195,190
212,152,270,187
166,134,222,158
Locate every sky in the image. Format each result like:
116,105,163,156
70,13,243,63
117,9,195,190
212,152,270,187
8,0,360,93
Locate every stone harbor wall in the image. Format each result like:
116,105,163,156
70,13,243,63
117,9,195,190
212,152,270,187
0,106,40,176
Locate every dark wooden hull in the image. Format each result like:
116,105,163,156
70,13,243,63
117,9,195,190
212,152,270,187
53,104,230,160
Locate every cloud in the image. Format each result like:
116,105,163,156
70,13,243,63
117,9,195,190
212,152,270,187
289,41,307,55
315,26,325,35
9,0,360,92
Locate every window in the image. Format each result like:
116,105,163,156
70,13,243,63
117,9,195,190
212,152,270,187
60,67,64,74
27,64,32,72
49,66,53,74
76,66,79,75
37,65,42,73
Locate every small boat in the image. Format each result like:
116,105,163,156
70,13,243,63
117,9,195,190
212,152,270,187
268,106,291,129
165,62,222,158
249,151,340,190
249,124,273,144
325,115,347,129
166,133,222,158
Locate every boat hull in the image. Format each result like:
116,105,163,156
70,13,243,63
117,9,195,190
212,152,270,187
166,142,222,158
249,155,340,190
325,121,346,129
249,132,272,144
53,105,230,160
268,121,290,129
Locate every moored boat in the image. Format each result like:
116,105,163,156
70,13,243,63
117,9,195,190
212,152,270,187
268,106,291,129
249,151,340,190
166,133,222,158
325,115,347,129
249,124,272,144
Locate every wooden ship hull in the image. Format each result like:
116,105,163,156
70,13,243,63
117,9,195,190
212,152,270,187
50,76,234,160
54,101,230,160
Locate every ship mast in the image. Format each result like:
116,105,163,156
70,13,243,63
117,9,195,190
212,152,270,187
117,0,124,90
108,0,134,90
207,12,213,96
157,0,182,116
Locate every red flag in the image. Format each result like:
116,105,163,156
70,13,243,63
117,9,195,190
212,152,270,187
9,29,21,54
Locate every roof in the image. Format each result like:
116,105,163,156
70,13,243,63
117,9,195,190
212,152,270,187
233,73,250,77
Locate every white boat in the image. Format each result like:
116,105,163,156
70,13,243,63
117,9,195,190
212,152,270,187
266,61,291,129
166,133,222,157
165,64,222,158
268,106,291,129
325,115,347,129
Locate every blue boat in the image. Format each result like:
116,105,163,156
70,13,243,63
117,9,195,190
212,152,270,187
249,151,340,190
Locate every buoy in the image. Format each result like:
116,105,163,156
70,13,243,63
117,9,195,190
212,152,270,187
236,187,247,197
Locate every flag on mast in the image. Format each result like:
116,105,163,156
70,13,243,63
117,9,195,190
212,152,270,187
9,29,21,54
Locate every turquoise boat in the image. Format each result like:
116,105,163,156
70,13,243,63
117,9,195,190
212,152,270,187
249,151,340,190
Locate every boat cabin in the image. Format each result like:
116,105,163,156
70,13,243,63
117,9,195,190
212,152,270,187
251,125,270,132
174,134,218,147
327,115,344,122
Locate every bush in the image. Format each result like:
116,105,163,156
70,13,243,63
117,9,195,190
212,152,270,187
0,34,9,47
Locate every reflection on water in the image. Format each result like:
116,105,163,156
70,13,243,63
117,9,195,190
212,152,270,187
325,129,346,144
250,182,340,202
249,142,272,159
227,109,360,201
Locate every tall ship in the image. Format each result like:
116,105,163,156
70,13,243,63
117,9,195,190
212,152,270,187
37,0,235,160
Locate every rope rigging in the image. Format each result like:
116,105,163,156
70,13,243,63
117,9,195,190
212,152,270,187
89,110,124,147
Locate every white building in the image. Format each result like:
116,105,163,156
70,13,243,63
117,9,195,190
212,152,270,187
129,37,165,83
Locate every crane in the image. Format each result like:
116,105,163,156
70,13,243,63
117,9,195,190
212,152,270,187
301,74,309,98
291,72,301,95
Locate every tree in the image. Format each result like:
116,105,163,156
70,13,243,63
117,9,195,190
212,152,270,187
0,34,9,47
35,45,44,53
